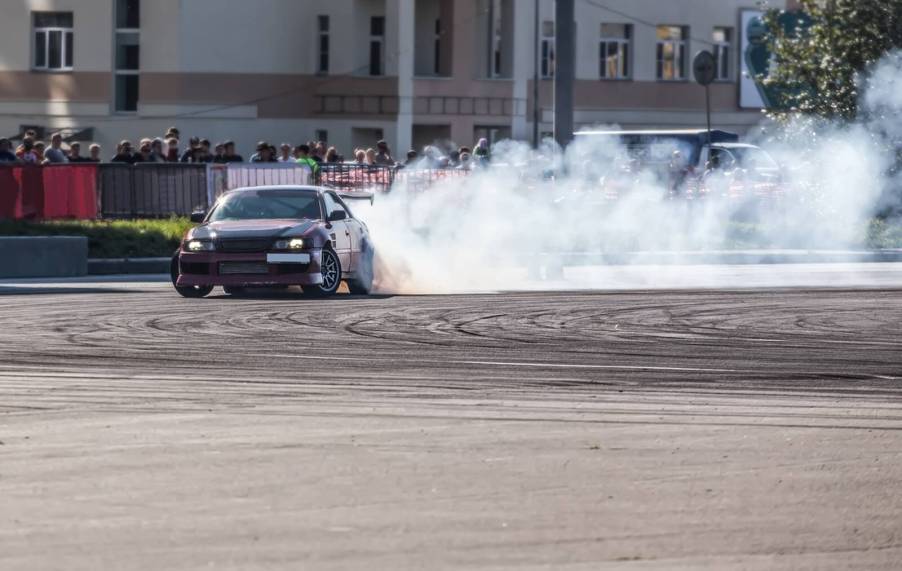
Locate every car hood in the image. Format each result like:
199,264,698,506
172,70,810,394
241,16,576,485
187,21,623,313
190,219,318,240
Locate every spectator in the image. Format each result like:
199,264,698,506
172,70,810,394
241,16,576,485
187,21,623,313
250,141,275,162
15,130,38,156
325,146,341,163
146,138,166,163
669,150,688,193
33,141,46,162
312,141,326,164
277,143,294,163
164,138,180,162
448,149,460,167
212,143,227,163
42,133,69,164
402,149,418,168
365,148,376,165
67,142,90,163
137,141,154,163
111,140,140,164
474,138,490,161
295,144,320,175
165,126,180,140
180,136,200,162
190,142,213,163
374,140,394,165
19,139,40,164
88,144,102,163
222,141,243,162
354,149,366,164
0,138,19,162
458,152,473,170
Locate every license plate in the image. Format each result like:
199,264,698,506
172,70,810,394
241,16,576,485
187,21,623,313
219,262,269,275
266,253,311,264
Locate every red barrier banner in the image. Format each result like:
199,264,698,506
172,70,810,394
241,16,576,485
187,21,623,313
0,165,98,220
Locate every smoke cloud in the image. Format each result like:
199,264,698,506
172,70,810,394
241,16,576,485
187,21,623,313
359,53,902,294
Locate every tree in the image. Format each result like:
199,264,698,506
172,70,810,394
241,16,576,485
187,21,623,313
763,0,902,121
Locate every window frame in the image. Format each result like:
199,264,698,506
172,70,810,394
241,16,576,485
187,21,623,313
655,25,688,82
33,14,74,72
369,16,385,76
712,27,732,82
317,15,330,75
540,20,555,79
113,5,140,114
599,23,631,81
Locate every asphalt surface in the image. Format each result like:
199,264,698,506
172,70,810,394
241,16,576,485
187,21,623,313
1,275,902,570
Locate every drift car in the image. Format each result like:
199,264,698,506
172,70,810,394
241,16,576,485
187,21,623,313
171,185,374,298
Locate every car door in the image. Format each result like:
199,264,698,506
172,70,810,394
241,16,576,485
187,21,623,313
323,191,352,270
333,194,370,272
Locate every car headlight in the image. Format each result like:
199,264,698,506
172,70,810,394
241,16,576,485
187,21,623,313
186,239,216,252
274,238,305,250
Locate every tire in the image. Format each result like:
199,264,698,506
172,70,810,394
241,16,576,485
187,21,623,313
303,248,341,298
170,254,213,298
347,248,374,295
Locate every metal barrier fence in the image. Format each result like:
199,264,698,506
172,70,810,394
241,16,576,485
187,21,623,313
99,163,208,218
0,162,468,220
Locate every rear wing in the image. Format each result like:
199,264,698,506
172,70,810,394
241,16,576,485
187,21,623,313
337,189,375,205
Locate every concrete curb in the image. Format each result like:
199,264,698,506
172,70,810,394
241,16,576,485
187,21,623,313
88,257,170,275
84,250,902,276
0,236,88,278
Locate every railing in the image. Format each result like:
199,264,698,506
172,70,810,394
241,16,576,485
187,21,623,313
99,163,208,218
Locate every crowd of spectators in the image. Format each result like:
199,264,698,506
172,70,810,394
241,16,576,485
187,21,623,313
0,126,492,171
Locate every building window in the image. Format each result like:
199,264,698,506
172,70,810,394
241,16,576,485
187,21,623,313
599,23,631,80
369,16,385,76
712,27,732,81
33,12,74,71
318,15,330,74
114,0,140,112
656,25,687,81
434,19,442,75
541,21,555,79
487,0,503,78
116,0,140,29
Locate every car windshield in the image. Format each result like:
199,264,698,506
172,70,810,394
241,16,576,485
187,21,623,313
729,147,779,170
208,190,322,221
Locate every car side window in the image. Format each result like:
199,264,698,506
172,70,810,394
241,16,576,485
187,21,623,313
324,192,347,217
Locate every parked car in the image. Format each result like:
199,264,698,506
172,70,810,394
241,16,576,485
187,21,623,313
171,185,374,298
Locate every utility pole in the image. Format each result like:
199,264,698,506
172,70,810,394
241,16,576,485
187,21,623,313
553,0,574,149
532,0,540,148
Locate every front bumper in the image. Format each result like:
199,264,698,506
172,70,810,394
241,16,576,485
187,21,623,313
176,249,324,287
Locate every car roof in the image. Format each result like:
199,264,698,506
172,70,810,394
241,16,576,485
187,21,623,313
228,185,325,194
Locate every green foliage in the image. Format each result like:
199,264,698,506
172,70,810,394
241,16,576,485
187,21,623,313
0,217,194,258
763,0,902,121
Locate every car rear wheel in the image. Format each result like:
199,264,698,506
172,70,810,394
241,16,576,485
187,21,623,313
347,248,374,295
171,254,213,298
303,248,341,298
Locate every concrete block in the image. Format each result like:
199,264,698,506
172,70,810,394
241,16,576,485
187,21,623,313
0,236,88,278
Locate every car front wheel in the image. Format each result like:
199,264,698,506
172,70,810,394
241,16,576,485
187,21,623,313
303,248,341,298
171,254,213,298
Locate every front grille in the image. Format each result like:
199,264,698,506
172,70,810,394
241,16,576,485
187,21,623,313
219,262,270,275
180,261,210,275
219,239,273,253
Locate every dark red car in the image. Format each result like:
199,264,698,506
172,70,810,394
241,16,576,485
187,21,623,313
171,185,374,298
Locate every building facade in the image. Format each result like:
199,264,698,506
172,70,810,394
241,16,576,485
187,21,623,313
0,0,793,157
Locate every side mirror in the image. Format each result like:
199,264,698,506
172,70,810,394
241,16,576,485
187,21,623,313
190,210,206,223
328,210,347,222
